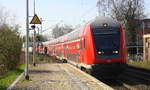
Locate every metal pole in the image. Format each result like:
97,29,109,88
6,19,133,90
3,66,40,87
40,18,43,33
142,21,145,36
33,0,36,66
34,0,35,15
33,0,36,63
37,27,39,36
142,21,145,62
136,35,139,60
25,0,29,80
33,29,36,66
37,27,39,56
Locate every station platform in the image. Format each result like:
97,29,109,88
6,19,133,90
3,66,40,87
11,63,113,90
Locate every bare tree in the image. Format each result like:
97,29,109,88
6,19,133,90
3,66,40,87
52,24,63,38
97,0,112,16
97,0,145,45
35,34,48,42
0,5,17,28
0,6,9,26
97,0,144,20
52,24,74,38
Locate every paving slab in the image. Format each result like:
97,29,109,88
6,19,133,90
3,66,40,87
12,63,113,90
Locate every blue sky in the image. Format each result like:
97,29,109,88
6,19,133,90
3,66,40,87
0,0,150,35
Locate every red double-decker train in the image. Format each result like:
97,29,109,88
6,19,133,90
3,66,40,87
40,16,127,78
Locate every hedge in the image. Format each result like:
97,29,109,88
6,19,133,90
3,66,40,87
0,25,22,75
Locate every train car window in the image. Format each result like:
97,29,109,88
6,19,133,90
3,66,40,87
77,44,80,49
83,39,86,49
79,39,82,49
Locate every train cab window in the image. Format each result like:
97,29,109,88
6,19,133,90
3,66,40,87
92,27,120,59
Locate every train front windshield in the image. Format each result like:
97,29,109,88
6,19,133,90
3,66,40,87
92,27,120,59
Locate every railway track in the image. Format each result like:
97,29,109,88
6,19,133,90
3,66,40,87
122,65,150,83
117,80,138,90
93,65,150,90
122,83,138,90
115,65,150,90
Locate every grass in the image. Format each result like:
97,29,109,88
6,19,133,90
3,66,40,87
0,64,25,90
128,60,150,69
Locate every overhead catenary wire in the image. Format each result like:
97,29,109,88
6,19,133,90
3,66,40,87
41,20,64,33
40,1,98,37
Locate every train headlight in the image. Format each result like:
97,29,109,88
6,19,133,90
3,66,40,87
98,51,104,55
113,50,119,54
98,51,102,54
102,23,108,27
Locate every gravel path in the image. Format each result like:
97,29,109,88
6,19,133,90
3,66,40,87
12,63,113,90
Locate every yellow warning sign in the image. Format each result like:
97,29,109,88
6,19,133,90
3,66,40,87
30,14,41,24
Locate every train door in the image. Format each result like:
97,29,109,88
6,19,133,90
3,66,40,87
66,44,69,60
63,44,67,59
79,38,86,63
76,41,81,63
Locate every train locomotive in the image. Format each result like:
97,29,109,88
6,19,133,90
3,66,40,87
41,17,127,78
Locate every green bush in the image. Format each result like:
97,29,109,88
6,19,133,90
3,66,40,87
0,24,22,74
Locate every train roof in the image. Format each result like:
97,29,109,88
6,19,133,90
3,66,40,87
91,16,120,28
65,28,81,41
43,17,121,44
42,41,50,45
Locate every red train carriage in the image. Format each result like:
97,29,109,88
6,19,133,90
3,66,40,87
43,17,127,78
